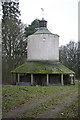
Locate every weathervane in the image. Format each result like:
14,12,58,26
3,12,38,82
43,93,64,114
41,8,44,20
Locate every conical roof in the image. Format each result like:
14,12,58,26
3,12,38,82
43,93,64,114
11,61,75,74
34,19,59,36
34,27,53,34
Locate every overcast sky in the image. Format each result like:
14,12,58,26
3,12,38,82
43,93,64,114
20,0,79,46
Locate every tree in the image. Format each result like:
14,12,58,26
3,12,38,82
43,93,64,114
2,1,27,84
59,41,78,77
77,41,80,78
24,19,39,37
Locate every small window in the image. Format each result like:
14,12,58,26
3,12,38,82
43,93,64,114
43,37,46,41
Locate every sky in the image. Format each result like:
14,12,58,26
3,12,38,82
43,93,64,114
3,0,80,46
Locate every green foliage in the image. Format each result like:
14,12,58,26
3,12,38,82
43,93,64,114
24,19,39,37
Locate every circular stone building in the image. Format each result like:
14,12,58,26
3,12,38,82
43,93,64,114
27,20,59,61
12,19,75,86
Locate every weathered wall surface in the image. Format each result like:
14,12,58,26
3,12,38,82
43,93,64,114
27,34,59,61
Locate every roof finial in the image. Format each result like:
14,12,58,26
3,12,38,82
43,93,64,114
41,8,44,20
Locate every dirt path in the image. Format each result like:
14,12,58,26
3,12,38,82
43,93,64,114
2,88,78,118
36,94,79,118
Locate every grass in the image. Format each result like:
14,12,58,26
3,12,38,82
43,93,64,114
58,97,79,118
2,82,78,113
16,90,78,118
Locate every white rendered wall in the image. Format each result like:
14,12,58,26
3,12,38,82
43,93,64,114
27,34,59,61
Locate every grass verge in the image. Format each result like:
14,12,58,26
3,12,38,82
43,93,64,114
58,96,80,118
2,82,78,113
16,90,78,118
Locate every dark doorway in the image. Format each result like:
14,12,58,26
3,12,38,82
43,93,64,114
33,74,46,86
20,74,31,82
49,74,61,85
63,74,70,85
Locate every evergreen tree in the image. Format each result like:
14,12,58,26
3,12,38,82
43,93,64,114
24,19,39,37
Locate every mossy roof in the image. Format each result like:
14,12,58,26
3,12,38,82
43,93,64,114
34,28,59,37
34,28,52,34
11,61,75,74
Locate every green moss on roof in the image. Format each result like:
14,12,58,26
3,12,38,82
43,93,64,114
34,28,59,37
34,28,52,34
11,61,75,74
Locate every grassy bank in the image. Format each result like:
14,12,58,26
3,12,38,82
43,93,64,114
58,97,79,118
2,82,78,113
16,90,78,118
